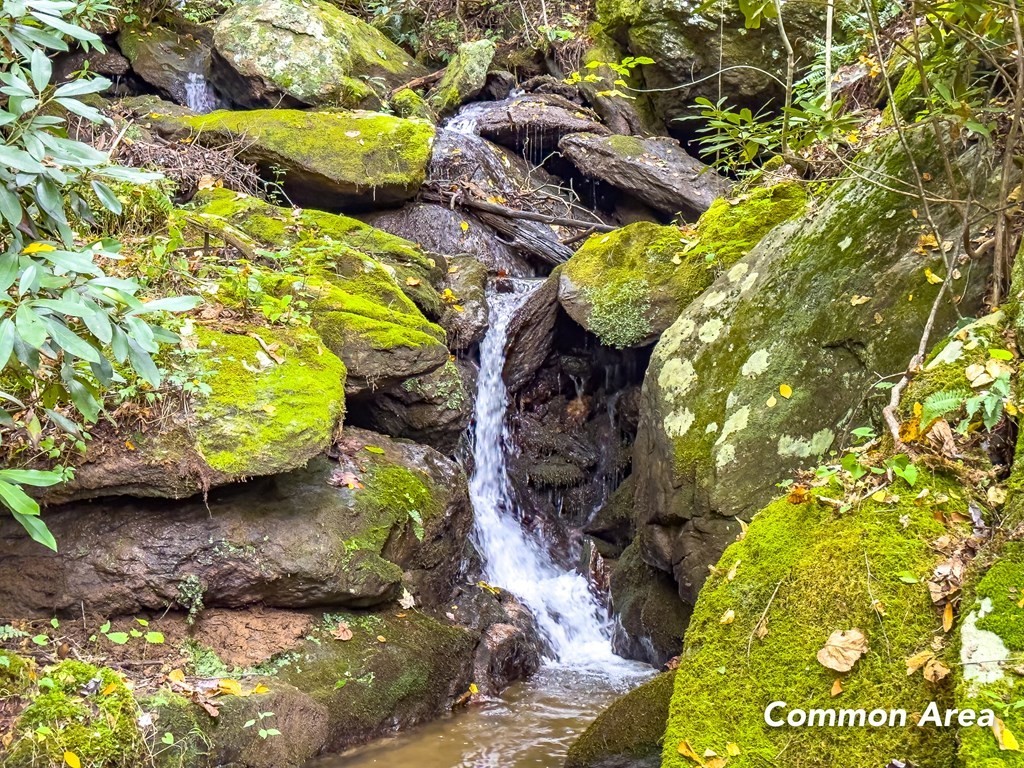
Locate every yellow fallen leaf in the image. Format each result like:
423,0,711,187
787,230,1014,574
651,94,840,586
460,221,470,232
850,295,871,306
252,683,270,694
677,740,704,764
943,602,954,633
23,242,56,255
924,267,944,285
168,669,186,683
101,682,118,696
906,649,933,676
469,683,479,694
994,717,1021,751
766,395,777,408
871,490,887,503
405,276,421,286
726,560,740,582
376,635,387,643
217,679,243,697
779,384,793,399
719,609,735,625
831,678,843,697
726,742,741,756
64,752,81,768
706,758,726,768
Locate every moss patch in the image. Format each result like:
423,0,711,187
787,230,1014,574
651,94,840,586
566,671,675,768
192,325,346,475
662,479,961,768
561,182,804,348
9,660,144,767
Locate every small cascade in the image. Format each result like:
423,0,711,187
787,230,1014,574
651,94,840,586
470,279,618,663
184,72,219,114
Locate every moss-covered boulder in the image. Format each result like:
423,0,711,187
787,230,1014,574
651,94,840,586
610,541,691,665
427,39,496,116
192,188,445,318
956,542,1024,766
7,660,145,767
559,183,804,348
210,0,426,109
632,127,997,608
565,671,675,768
559,133,731,218
0,429,471,616
596,0,827,126
154,109,435,209
118,23,217,108
47,324,345,502
662,483,962,768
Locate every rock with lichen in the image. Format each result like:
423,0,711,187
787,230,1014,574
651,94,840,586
632,127,998,612
210,0,426,109
558,182,805,348
427,39,496,116
153,109,435,209
658,482,959,768
0,429,470,616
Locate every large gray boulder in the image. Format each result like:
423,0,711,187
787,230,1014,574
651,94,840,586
211,0,426,108
632,127,999,608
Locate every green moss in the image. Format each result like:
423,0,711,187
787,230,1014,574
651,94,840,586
10,660,144,767
564,183,804,348
0,650,32,697
175,109,435,197
427,39,495,116
606,134,649,158
191,188,443,317
346,461,439,550
192,325,346,475
391,88,435,121
955,544,1024,766
662,478,960,768
137,690,212,768
566,671,675,768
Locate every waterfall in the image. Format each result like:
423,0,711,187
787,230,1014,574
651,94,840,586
184,72,219,114
469,280,618,664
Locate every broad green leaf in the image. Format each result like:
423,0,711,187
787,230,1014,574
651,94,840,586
11,510,57,551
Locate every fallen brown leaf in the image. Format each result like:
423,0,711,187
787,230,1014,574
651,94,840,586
817,629,868,673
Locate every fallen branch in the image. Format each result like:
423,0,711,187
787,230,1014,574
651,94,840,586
390,68,446,96
747,576,786,660
423,187,617,233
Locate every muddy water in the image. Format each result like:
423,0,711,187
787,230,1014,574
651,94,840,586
310,661,653,768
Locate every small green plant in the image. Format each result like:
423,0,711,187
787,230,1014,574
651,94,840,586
243,711,281,740
565,56,654,99
177,575,206,625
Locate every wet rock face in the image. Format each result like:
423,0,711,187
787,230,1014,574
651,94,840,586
210,0,426,109
472,93,610,161
559,133,730,219
1,430,471,616
427,39,496,116
118,23,216,107
632,128,998,609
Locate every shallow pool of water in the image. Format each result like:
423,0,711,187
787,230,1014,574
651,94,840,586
310,660,653,768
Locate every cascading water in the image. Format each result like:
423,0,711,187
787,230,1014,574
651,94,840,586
184,72,220,114
469,280,617,662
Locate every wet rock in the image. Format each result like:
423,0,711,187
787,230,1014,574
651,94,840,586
559,133,730,219
153,109,435,209
660,481,961,768
448,585,544,694
44,325,345,503
481,70,516,101
610,542,690,666
565,671,675,768
427,39,496,116
633,128,998,608
2,431,471,615
210,0,426,109
118,23,215,107
473,93,610,159
362,202,533,277
391,87,436,121
348,359,474,455
438,255,490,350
53,48,129,82
504,273,559,394
586,475,635,558
558,183,805,349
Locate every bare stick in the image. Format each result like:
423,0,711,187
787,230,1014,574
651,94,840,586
747,577,786,660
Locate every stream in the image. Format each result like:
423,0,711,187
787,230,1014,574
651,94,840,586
313,280,652,767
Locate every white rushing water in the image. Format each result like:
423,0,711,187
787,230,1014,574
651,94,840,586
469,280,620,665
184,72,219,114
